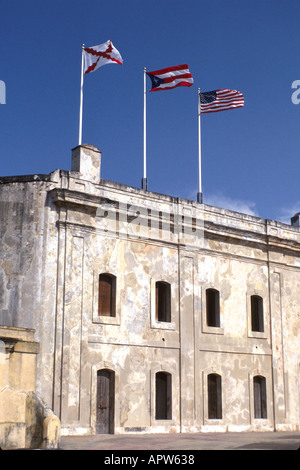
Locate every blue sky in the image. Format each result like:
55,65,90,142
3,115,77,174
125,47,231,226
1,0,300,223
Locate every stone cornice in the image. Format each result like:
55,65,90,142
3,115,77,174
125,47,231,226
48,187,300,257
0,326,39,354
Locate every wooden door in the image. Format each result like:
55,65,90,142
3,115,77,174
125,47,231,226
96,369,115,434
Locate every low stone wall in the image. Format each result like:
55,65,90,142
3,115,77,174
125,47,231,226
0,389,60,449
0,326,60,449
26,391,60,449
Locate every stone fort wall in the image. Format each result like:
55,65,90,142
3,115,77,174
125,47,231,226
0,144,299,435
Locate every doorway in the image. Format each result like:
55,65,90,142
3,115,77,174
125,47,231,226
96,369,115,433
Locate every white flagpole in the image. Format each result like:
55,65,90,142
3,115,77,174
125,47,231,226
197,88,203,203
142,67,148,190
78,44,85,145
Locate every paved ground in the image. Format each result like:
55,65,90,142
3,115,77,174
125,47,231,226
59,431,300,451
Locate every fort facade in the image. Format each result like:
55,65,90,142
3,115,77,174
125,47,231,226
0,144,299,435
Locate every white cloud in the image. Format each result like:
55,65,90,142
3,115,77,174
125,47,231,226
186,189,259,217
205,193,258,216
276,203,300,225
184,189,300,226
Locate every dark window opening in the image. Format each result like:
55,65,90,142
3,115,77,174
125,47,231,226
206,289,220,327
98,274,116,317
156,281,171,322
251,295,264,332
254,375,267,419
155,372,172,420
208,373,222,419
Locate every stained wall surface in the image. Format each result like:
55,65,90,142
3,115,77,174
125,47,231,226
0,144,299,435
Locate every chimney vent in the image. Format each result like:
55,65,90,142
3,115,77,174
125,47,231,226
71,144,101,184
291,212,300,227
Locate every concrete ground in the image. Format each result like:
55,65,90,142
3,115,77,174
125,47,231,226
59,431,300,451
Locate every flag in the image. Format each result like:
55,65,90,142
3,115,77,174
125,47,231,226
200,89,244,114
83,40,123,74
147,64,193,91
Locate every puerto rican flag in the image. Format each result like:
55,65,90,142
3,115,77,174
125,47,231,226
147,64,193,92
83,40,123,74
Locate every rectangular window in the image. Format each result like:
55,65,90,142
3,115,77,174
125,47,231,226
155,372,172,420
155,281,171,322
206,289,220,327
251,295,264,332
98,274,116,317
208,373,222,419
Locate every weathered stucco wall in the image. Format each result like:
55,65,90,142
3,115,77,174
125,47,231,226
0,144,299,436
0,326,60,449
0,172,61,407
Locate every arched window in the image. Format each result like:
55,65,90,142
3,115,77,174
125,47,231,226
253,375,267,419
98,273,116,317
251,295,264,332
155,281,171,322
155,372,172,420
207,373,222,419
206,289,220,327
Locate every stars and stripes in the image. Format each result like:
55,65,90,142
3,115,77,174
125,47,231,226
147,64,193,91
83,40,123,74
200,89,244,113
78,36,245,202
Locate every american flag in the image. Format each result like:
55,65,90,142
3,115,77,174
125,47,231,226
200,89,244,114
147,64,193,92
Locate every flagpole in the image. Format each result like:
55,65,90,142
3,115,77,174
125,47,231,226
78,44,85,146
197,88,203,203
142,67,148,190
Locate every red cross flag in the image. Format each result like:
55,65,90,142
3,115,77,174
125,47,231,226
83,40,123,74
78,40,123,145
